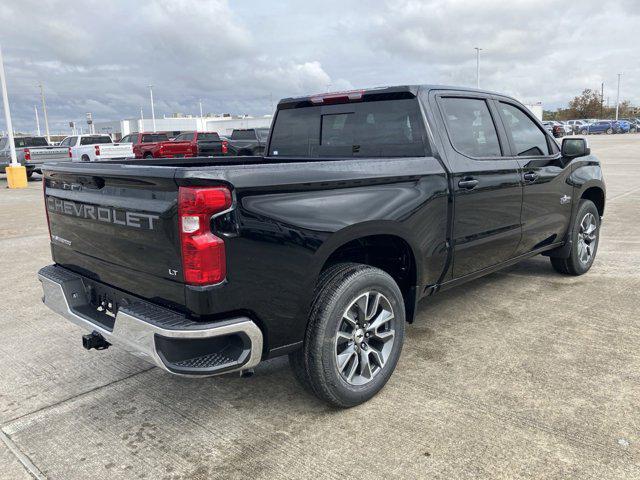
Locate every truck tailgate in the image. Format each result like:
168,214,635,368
27,146,70,165
161,141,192,156
98,143,134,159
43,164,185,306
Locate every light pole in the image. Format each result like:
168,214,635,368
474,47,483,89
615,73,622,120
0,45,17,165
0,44,27,187
148,85,156,132
38,82,51,143
34,105,41,136
199,99,203,118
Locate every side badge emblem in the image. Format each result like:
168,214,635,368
560,195,571,205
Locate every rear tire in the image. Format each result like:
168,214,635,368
606,128,613,135
289,263,405,408
26,170,33,178
581,129,588,135
551,199,600,275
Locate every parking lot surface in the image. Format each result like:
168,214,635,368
1,135,639,479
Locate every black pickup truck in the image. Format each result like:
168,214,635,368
38,85,605,407
225,128,269,156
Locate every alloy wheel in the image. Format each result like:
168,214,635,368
334,291,396,386
577,212,597,265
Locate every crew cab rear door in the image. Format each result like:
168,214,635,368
432,91,523,277
493,98,573,255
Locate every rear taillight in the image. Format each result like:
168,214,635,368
43,178,51,239
95,145,101,156
178,186,232,285
222,140,228,155
24,148,30,161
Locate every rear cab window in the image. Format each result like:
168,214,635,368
231,130,257,140
269,98,428,158
198,133,220,141
141,134,169,143
80,136,113,146
13,137,49,148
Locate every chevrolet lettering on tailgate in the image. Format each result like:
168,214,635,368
46,197,159,230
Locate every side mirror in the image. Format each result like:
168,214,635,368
561,137,590,159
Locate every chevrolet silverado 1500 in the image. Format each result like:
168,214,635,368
38,85,605,407
60,134,134,162
119,132,196,159
172,131,228,157
225,128,269,156
0,136,69,177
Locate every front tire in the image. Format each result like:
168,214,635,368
289,263,405,407
606,128,613,135
551,200,600,275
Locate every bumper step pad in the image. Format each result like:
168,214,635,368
38,264,263,377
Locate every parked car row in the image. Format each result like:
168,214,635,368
542,118,640,136
0,127,271,178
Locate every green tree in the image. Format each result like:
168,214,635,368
567,89,602,118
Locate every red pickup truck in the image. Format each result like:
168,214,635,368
119,132,196,159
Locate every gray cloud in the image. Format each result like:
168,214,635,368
0,0,638,134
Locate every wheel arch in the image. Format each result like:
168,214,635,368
581,186,605,217
314,223,422,323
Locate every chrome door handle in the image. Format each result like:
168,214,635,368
458,179,479,189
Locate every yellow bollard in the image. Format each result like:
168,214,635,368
6,164,28,188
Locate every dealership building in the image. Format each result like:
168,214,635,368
92,114,273,140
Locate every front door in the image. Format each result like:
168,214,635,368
495,100,574,253
436,94,523,278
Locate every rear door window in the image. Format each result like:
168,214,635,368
499,102,550,156
440,97,502,157
269,98,428,158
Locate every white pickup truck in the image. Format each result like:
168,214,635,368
60,134,133,162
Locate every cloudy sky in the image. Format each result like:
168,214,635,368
1,0,638,134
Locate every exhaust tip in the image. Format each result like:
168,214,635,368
82,331,111,351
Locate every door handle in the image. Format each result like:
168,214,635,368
523,172,538,182
458,178,479,190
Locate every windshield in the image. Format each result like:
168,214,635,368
269,98,427,158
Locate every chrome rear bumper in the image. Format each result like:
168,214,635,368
38,265,263,376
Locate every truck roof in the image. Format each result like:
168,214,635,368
278,84,511,109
